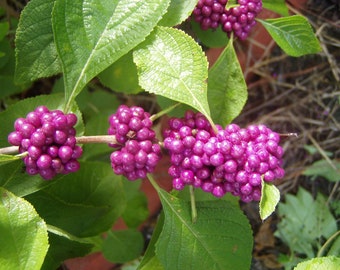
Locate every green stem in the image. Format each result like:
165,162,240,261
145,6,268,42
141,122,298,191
150,103,181,122
147,173,161,193
189,185,197,223
47,224,93,244
317,230,340,257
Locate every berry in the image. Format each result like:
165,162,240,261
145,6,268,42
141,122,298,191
164,111,284,202
192,0,263,40
108,105,161,180
7,106,82,180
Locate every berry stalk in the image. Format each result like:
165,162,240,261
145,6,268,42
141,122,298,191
76,135,118,145
1,134,120,156
0,146,20,155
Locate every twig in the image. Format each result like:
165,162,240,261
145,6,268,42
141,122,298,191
0,146,19,155
0,135,119,155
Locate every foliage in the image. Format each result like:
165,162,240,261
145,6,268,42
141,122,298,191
0,0,326,269
275,187,339,269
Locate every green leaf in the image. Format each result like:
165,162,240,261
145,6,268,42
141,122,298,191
0,94,84,148
208,40,247,126
25,161,126,237
76,87,120,121
275,188,337,258
121,181,149,228
158,0,197,27
52,0,170,112
139,256,164,270
0,160,54,197
303,145,333,156
262,0,289,16
15,0,61,84
156,190,253,270
0,75,25,98
134,26,211,121
138,213,165,270
98,51,142,94
41,232,92,270
191,20,229,48
303,159,340,182
259,180,280,221
294,256,340,270
0,22,9,41
259,15,321,57
0,187,49,270
102,229,144,263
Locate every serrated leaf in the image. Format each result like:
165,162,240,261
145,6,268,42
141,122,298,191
294,256,340,270
134,26,211,121
262,0,289,16
52,0,170,112
158,0,197,27
25,161,126,237
0,187,49,270
275,188,337,258
15,0,61,84
98,51,142,94
259,15,321,57
191,20,229,48
102,229,144,263
303,159,340,182
155,190,253,270
259,180,280,221
208,39,247,126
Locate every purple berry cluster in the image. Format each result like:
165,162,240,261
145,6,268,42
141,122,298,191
192,0,263,40
163,111,284,202
8,106,82,180
108,105,161,180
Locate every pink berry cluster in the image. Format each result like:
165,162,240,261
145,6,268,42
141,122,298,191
163,111,284,202
108,105,162,180
192,0,263,40
8,106,82,180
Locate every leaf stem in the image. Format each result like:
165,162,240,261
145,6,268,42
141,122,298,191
150,103,181,122
317,230,340,257
47,224,93,244
0,135,119,155
147,173,161,193
189,185,197,223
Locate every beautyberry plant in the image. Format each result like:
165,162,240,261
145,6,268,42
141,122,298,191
0,0,323,270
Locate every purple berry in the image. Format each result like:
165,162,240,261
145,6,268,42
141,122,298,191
64,159,80,173
8,132,23,146
8,106,81,180
37,154,52,169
